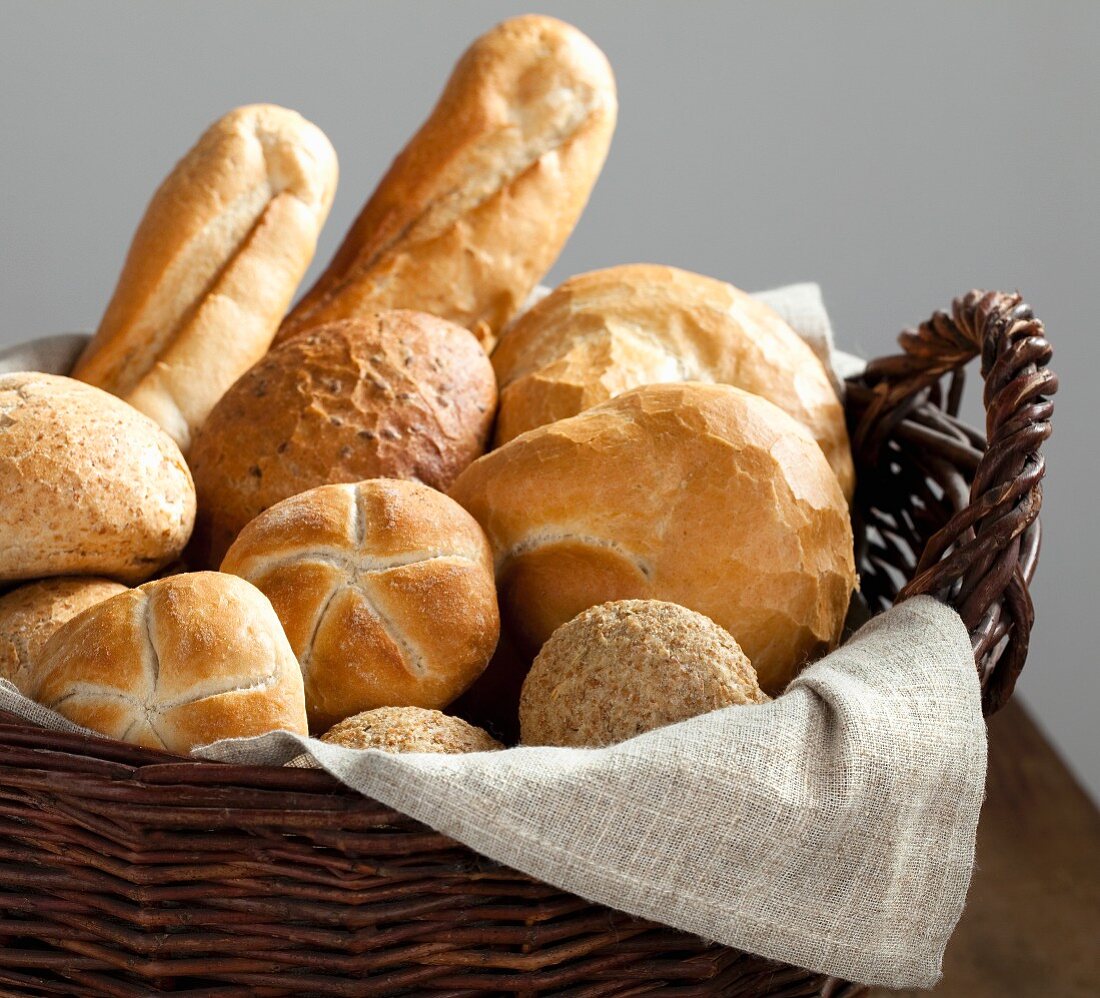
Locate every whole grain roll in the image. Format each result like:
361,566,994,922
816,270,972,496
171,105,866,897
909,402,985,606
492,264,854,497
0,577,128,695
321,707,502,754
0,373,196,584
34,572,307,753
221,480,500,732
188,313,497,566
450,382,856,693
520,600,769,747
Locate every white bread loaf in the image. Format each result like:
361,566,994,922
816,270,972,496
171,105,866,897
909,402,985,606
491,264,855,497
450,382,856,693
276,15,616,351
72,104,338,452
221,480,500,732
0,373,195,584
34,572,307,753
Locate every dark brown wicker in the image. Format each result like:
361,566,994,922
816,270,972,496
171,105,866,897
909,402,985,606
0,291,1055,997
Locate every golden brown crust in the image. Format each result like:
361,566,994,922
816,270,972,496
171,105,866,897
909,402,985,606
72,104,338,452
520,600,769,747
221,480,500,732
0,373,196,584
492,264,855,498
321,706,502,754
450,382,857,693
276,15,616,351
187,313,497,566
34,572,307,753
0,577,128,695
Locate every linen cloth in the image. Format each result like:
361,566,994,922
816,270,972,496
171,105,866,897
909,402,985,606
0,286,986,990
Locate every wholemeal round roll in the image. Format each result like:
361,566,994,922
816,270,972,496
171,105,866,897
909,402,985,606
0,577,128,695
72,104,338,453
321,707,502,754
450,382,856,692
520,600,769,747
0,373,196,584
221,479,500,732
34,572,307,753
188,313,497,566
491,264,854,497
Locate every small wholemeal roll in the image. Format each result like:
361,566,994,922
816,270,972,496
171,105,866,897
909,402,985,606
72,104,338,452
34,573,307,753
520,601,769,747
492,264,854,497
0,577,128,695
0,373,195,584
188,313,497,566
321,707,502,754
450,382,856,693
221,480,500,732
276,15,617,351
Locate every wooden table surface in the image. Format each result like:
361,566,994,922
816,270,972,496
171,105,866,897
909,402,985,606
870,699,1100,997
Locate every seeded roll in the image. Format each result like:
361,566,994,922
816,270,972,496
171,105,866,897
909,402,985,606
322,707,502,754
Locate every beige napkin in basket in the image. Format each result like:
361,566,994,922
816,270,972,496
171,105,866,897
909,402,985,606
0,285,986,990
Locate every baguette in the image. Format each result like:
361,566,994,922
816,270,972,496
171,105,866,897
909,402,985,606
72,104,338,452
275,15,616,351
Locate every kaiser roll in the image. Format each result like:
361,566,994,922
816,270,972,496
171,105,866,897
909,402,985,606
449,382,856,692
491,264,854,497
0,373,196,584
0,577,128,695
220,479,500,732
321,707,502,754
188,312,497,565
520,600,769,747
34,572,307,752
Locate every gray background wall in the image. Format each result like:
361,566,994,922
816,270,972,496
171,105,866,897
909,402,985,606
2,2,1096,798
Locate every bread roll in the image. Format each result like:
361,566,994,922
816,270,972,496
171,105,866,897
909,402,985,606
72,104,338,452
34,573,307,752
220,480,499,732
520,600,769,747
0,373,196,584
0,577,127,695
188,313,497,566
492,264,854,497
321,707,502,754
449,382,856,693
276,15,616,351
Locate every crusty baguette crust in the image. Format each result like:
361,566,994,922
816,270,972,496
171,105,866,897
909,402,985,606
450,382,856,693
276,15,616,351
492,264,855,498
72,104,337,452
34,573,307,752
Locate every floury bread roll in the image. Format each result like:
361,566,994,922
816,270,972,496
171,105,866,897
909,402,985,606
188,313,497,566
34,573,307,753
450,382,857,693
491,264,855,498
0,374,195,584
72,104,338,452
221,480,500,732
276,15,616,351
0,577,127,695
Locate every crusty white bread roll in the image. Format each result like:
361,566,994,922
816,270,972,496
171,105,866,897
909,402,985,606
34,573,307,753
492,264,855,498
276,15,616,351
0,373,195,584
221,480,500,733
188,312,497,567
0,577,127,695
72,104,338,452
450,382,856,693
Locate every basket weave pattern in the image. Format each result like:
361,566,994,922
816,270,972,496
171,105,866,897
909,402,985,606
0,292,1055,996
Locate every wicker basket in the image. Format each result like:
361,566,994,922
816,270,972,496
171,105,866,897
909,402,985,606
0,290,1056,997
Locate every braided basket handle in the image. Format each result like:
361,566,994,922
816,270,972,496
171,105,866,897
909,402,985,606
849,291,1056,714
